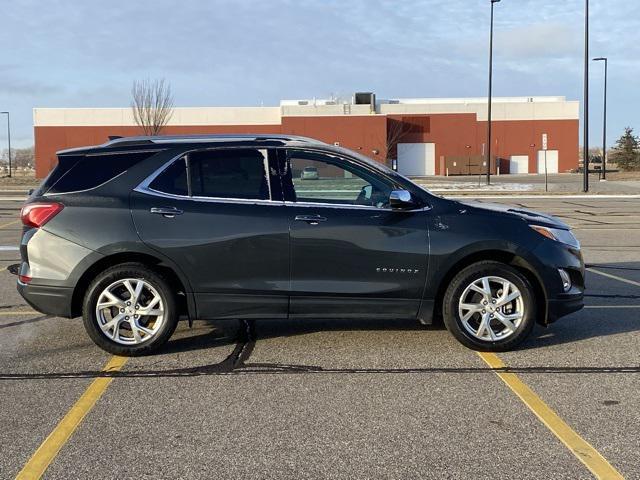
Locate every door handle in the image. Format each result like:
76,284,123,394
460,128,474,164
150,207,184,218
295,214,327,225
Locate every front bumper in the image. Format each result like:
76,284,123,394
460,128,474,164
547,291,584,323
529,237,585,324
17,282,73,318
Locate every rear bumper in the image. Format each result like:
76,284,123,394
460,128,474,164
17,282,73,318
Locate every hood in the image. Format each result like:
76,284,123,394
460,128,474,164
457,200,570,229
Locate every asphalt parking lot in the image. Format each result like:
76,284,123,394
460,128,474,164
0,196,638,479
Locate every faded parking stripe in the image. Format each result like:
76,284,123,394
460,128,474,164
588,268,640,288
478,352,623,479
15,355,128,480
0,219,20,229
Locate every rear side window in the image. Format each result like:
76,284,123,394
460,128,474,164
190,149,269,200
46,151,157,194
148,149,270,200
149,157,188,196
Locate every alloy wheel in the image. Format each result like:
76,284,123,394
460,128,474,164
458,276,524,342
95,278,165,345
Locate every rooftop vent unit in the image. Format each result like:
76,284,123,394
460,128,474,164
354,92,376,112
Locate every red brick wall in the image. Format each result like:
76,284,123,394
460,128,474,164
388,114,578,175
34,115,578,178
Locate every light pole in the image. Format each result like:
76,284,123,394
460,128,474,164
486,0,500,186
0,112,10,178
593,57,607,180
583,0,589,192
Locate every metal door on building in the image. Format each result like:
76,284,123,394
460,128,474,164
397,143,436,176
509,155,529,174
537,150,559,174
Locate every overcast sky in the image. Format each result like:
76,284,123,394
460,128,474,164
1,0,638,148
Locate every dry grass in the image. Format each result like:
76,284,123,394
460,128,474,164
0,173,38,187
605,171,640,181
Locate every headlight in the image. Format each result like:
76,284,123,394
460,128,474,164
530,225,580,249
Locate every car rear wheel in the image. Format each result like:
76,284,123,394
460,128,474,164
443,261,536,351
82,263,178,356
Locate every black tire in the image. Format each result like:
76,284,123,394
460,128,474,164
442,261,536,352
82,262,178,356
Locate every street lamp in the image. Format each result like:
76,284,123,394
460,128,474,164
583,0,589,192
593,57,607,180
486,0,500,186
0,112,10,178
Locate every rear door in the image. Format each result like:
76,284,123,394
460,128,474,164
131,147,290,319
280,148,430,319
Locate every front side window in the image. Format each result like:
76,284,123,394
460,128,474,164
287,151,393,208
148,148,271,200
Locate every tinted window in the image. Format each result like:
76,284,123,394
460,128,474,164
288,152,392,208
189,149,269,200
149,157,188,196
46,151,157,194
35,155,83,196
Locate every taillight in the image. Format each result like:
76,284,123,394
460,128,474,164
20,202,64,228
19,274,32,284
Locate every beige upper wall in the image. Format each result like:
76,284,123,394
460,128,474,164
379,100,580,121
33,97,579,126
33,106,282,127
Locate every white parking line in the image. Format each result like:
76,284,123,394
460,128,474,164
587,268,640,288
585,305,640,309
447,195,640,199
0,246,19,251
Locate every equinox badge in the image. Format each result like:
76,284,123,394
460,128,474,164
376,267,420,274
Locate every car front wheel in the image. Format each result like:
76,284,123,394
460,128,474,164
82,263,178,356
443,261,536,351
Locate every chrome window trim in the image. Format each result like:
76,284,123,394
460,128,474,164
135,147,280,205
284,200,430,212
134,146,431,212
135,186,284,206
285,200,392,211
134,187,431,211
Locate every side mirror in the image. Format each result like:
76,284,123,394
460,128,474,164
389,190,415,210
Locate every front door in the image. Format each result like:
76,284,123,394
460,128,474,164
131,147,290,319
281,148,430,319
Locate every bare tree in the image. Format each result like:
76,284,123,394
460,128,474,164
131,78,174,136
385,117,412,162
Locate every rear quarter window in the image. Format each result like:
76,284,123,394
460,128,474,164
45,150,158,194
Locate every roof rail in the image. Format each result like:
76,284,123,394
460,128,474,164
102,134,322,147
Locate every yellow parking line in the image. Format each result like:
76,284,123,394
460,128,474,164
0,311,39,316
0,219,20,229
587,268,640,288
15,355,128,480
477,352,623,479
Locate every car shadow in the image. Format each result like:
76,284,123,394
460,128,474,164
160,261,640,356
163,316,440,355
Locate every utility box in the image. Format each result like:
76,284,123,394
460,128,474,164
445,155,499,175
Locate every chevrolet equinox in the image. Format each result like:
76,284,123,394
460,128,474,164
18,135,584,355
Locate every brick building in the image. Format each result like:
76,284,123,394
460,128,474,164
33,95,578,178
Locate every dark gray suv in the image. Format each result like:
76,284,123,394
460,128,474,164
18,135,584,355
